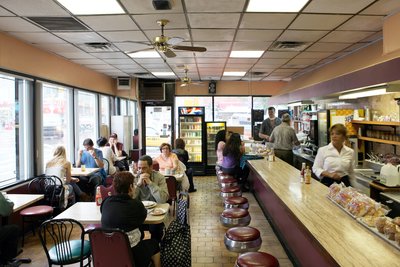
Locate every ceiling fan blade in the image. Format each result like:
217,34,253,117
163,49,176,58
172,45,207,52
167,37,184,46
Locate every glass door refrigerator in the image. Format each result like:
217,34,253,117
205,121,226,175
178,106,206,175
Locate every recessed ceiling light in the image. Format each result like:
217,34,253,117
56,0,124,15
128,51,160,58
246,0,308,12
223,71,246,76
230,51,264,58
152,72,175,76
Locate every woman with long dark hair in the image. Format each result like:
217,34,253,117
220,133,245,176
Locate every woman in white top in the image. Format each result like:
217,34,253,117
45,146,88,205
312,124,354,187
97,137,118,175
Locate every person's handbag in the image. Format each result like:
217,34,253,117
160,192,191,267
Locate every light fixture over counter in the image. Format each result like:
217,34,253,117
338,84,400,100
287,100,314,107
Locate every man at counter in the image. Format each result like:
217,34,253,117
312,123,354,187
259,107,282,142
269,113,300,165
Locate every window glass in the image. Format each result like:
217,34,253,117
76,91,98,149
253,97,269,119
175,97,213,121
214,96,252,137
128,100,137,130
100,95,110,136
120,99,127,115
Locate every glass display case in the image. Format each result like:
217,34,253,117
206,121,226,166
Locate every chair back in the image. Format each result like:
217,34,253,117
103,158,110,175
28,175,65,211
99,185,115,200
39,218,91,266
87,228,134,267
165,176,177,202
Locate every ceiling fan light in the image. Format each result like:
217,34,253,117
246,0,308,12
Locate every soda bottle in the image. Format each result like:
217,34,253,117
305,166,312,184
95,186,102,206
300,162,306,183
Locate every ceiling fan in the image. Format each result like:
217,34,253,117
166,67,204,87
129,19,207,58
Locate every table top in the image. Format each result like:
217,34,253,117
71,167,99,177
54,201,169,225
247,157,400,267
5,194,44,212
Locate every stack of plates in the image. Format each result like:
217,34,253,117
142,201,157,209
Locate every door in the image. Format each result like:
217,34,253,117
144,106,173,158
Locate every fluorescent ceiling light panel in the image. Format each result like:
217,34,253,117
247,0,308,12
223,71,246,76
339,88,387,100
287,100,313,107
56,0,124,15
230,51,264,58
287,101,302,107
152,72,175,76
128,51,160,58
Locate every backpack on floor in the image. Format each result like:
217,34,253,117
160,192,191,267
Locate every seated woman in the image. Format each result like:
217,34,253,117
97,137,118,175
153,143,179,174
172,138,196,193
215,130,227,166
220,133,246,180
45,146,89,205
101,171,161,267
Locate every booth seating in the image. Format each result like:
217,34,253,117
224,196,249,209
224,226,262,253
220,208,251,228
220,186,242,198
219,177,238,188
235,252,279,267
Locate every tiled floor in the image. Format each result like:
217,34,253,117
19,175,293,267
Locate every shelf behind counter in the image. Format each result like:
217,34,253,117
247,157,399,267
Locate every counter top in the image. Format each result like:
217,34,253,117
247,158,399,267
293,148,315,162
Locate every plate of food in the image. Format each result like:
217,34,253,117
142,201,157,209
150,208,167,216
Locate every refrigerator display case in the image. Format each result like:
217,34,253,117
178,106,206,175
206,121,226,174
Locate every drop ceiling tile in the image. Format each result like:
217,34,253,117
188,13,240,28
54,31,106,43
89,52,129,59
254,63,283,68
303,0,375,14
196,51,229,58
120,67,146,73
199,69,223,75
78,15,138,31
185,0,246,12
257,58,290,65
133,58,166,64
165,58,196,64
196,57,226,63
286,57,321,66
227,58,259,64
263,76,285,81
101,58,136,65
225,63,254,69
86,64,117,70
173,51,196,57
242,76,263,81
320,30,376,43
197,63,225,68
235,30,282,42
99,31,149,42
362,31,382,42
57,52,95,59
289,14,351,30
0,0,70,16
240,13,297,29
192,29,235,42
7,32,64,44
232,41,271,51
145,29,190,41
192,42,232,51
295,51,334,59
361,0,400,15
221,76,243,81
337,15,384,31
132,14,187,30
99,70,128,77
113,42,150,52
0,7,15,16
278,30,328,42
262,51,299,59
0,17,44,32
113,63,141,69
271,69,299,74
251,67,277,72
120,0,184,14
72,58,106,65
34,43,82,53
307,42,351,52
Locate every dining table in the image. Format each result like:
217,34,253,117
71,167,100,177
5,193,44,212
54,201,170,225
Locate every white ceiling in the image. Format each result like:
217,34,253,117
1,0,400,81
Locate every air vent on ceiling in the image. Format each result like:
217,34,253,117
248,71,267,76
270,41,309,52
79,42,119,52
27,17,88,31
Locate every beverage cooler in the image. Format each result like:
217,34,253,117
206,121,226,175
178,107,206,175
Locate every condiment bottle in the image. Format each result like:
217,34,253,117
268,148,275,162
305,166,311,184
95,186,102,206
300,162,306,183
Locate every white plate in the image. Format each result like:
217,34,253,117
150,208,167,216
142,201,156,208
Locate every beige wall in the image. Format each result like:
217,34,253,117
0,32,115,94
383,12,400,55
114,78,138,100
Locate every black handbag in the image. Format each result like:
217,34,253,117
161,192,191,267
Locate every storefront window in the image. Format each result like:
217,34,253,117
100,95,111,137
75,91,98,149
175,96,213,121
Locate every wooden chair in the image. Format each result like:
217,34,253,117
87,228,134,267
165,176,177,216
39,218,91,267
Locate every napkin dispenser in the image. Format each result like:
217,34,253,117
380,163,400,187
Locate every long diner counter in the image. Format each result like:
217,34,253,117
247,157,400,267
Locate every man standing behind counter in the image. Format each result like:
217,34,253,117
259,107,282,142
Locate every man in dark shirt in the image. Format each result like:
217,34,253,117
259,107,282,142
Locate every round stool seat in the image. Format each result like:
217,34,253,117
235,252,279,267
225,226,262,253
220,208,251,228
220,186,242,198
20,205,53,216
224,196,249,209
219,177,238,188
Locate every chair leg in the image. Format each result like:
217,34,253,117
21,216,25,247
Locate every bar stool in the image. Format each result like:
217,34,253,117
219,177,238,188
235,252,279,267
224,226,262,253
224,196,249,209
220,186,242,198
220,208,251,228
